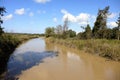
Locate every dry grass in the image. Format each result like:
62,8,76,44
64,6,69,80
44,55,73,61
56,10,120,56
46,37,120,61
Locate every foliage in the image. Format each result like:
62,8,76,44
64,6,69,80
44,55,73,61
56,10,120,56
47,37,120,61
0,7,6,35
45,6,120,41
67,29,76,38
116,13,120,40
92,6,110,38
45,27,55,37
84,24,92,39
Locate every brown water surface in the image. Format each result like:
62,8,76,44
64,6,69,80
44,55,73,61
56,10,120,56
17,38,120,80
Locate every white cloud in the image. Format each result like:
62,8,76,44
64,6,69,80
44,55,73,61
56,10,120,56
34,0,51,4
108,13,117,19
3,14,13,21
29,12,34,17
61,9,68,14
107,22,118,28
61,9,93,25
61,9,76,22
62,13,76,22
76,13,90,25
15,8,25,15
53,17,57,22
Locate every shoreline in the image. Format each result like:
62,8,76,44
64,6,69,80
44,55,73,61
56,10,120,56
46,37,120,62
0,34,39,78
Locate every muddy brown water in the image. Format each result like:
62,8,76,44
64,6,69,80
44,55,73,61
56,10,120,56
3,38,120,80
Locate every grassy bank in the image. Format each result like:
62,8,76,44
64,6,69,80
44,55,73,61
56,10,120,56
46,37,120,61
0,33,39,76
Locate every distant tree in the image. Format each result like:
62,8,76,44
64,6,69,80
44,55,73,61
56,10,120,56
67,29,76,38
0,7,6,35
116,13,120,40
84,24,92,39
76,32,85,39
92,6,110,38
63,17,69,32
111,27,118,39
45,27,55,37
55,25,63,34
61,17,69,39
104,28,112,39
55,25,63,38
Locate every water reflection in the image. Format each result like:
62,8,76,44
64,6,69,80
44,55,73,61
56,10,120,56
1,38,120,80
67,52,80,61
6,51,58,79
3,38,58,79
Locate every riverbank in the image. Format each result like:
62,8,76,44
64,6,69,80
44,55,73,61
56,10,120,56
46,37,120,61
0,33,39,77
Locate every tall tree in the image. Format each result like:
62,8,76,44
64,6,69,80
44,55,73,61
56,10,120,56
116,13,120,40
92,6,110,38
62,17,69,39
63,17,69,32
0,7,6,35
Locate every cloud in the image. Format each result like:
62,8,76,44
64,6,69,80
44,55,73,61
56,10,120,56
108,13,117,19
61,9,76,22
61,9,93,25
15,8,25,15
3,14,13,21
29,12,34,17
61,9,68,14
107,22,118,28
53,17,57,22
76,13,90,25
37,10,46,14
34,0,51,4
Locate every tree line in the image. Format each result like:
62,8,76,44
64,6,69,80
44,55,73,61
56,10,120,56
0,7,6,36
45,6,120,40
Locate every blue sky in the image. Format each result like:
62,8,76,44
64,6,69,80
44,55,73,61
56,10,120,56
1,0,120,33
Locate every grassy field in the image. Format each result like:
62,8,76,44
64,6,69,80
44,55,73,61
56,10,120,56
46,37,120,61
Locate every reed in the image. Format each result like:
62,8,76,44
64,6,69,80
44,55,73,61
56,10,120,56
46,37,120,61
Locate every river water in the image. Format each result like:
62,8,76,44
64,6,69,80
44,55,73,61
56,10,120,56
5,38,120,80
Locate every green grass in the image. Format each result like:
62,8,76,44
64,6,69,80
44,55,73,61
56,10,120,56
46,37,120,61
0,33,39,55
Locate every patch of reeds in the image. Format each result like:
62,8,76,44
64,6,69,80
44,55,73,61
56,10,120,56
46,37,120,61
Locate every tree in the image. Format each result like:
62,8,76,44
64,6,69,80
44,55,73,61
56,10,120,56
92,6,110,38
116,13,120,40
0,7,6,35
63,17,69,32
111,27,118,39
45,27,55,37
61,17,69,39
55,25,63,34
84,24,92,39
67,29,76,38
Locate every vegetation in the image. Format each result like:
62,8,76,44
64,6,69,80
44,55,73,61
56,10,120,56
0,33,39,75
0,7,6,35
116,13,120,40
46,37,120,61
92,6,109,38
45,6,120,61
0,6,43,76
